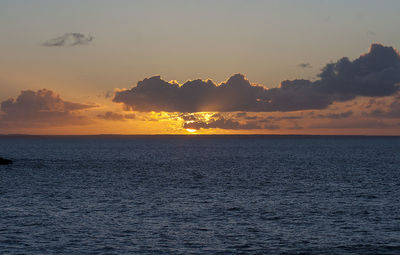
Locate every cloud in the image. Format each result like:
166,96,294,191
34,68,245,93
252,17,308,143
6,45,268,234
298,63,312,68
309,119,398,129
363,95,400,118
114,44,400,113
105,91,114,98
97,111,136,121
288,123,303,130
43,33,93,47
179,113,279,131
235,112,258,120
0,89,96,127
261,115,303,121
113,73,268,112
183,117,264,130
97,111,125,121
310,110,353,119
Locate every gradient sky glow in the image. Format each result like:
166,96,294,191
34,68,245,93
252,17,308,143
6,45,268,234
1,0,400,135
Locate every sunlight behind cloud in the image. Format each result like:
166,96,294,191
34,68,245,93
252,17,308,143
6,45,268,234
186,128,197,133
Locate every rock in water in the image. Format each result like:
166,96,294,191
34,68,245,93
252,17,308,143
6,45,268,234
0,157,12,165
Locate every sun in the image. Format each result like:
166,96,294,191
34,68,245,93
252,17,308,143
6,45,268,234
186,128,197,133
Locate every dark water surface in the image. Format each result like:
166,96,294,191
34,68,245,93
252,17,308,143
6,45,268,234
0,135,400,254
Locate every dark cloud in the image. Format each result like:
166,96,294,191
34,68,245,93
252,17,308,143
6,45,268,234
363,96,400,118
180,113,279,131
105,91,114,98
0,89,96,126
257,116,301,130
180,114,198,122
97,111,136,121
262,115,303,121
183,117,263,130
235,112,258,120
125,114,136,120
288,123,303,130
97,111,125,121
298,63,312,68
235,112,247,118
364,98,386,109
43,33,93,47
311,110,353,119
114,74,267,112
114,44,400,113
310,120,397,129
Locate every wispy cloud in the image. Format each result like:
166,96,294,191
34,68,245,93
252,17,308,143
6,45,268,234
298,63,312,68
43,33,93,47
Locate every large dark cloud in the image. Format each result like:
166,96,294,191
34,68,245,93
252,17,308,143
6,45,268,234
43,33,93,47
114,74,266,112
114,44,400,113
0,89,96,126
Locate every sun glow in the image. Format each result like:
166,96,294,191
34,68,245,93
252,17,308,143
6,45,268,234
186,128,197,133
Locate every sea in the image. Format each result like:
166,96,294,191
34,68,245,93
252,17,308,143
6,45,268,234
0,135,399,254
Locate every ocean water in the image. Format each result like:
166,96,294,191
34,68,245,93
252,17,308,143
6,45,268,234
0,135,400,255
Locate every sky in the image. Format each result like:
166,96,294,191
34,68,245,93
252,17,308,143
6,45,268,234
1,0,400,135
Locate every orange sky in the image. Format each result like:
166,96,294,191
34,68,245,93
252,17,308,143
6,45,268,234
1,76,399,135
1,1,400,135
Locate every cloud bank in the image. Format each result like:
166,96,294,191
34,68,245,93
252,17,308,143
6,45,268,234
114,44,400,113
43,33,93,47
0,89,96,127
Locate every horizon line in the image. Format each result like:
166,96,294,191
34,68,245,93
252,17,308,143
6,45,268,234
0,134,399,138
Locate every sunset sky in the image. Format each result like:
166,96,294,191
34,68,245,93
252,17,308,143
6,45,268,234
1,0,400,135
